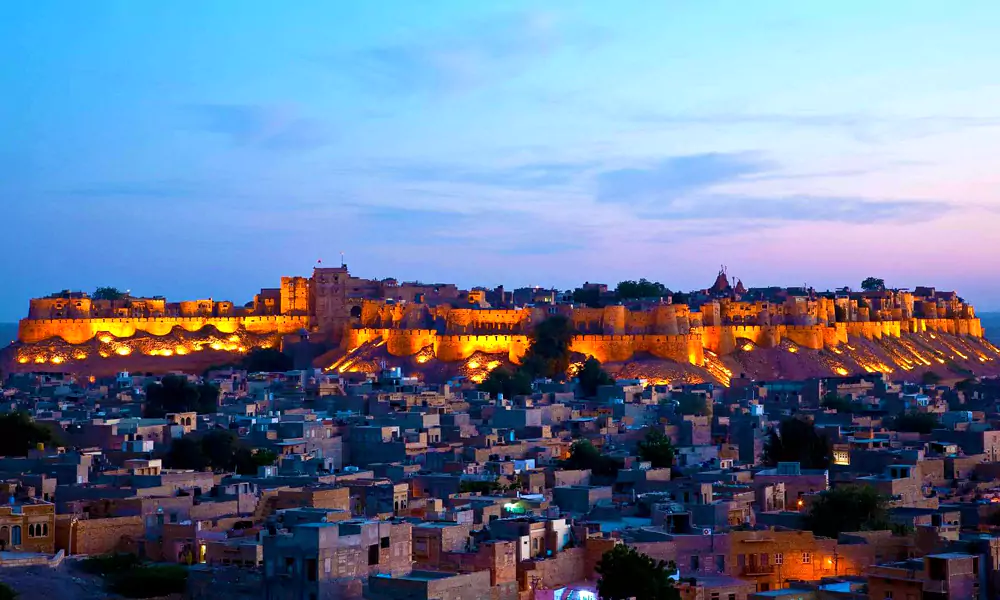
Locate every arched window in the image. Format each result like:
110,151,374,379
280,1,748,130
27,524,34,537
43,523,49,536
12,525,21,546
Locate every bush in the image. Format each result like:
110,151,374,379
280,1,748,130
78,553,142,576
0,582,17,600
108,565,189,598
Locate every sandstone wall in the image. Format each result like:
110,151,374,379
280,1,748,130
18,315,309,344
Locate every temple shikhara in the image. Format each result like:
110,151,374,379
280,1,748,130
6,265,998,384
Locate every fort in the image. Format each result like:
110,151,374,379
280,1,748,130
8,265,991,382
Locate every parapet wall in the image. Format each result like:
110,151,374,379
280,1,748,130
17,315,310,345
340,316,985,366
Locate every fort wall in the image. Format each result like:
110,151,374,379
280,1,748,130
18,315,309,345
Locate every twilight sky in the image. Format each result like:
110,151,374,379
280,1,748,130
5,1,1000,321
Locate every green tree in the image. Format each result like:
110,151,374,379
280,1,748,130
459,480,501,494
578,357,614,397
615,279,670,300
108,565,188,598
0,412,59,457
572,287,603,308
93,286,125,300
479,367,533,398
164,430,270,473
595,544,680,600
144,375,218,417
0,582,17,600
674,393,713,417
761,418,832,469
520,316,575,379
564,439,620,476
806,486,890,538
861,277,885,292
163,437,207,471
200,430,241,471
892,411,940,434
234,447,278,475
821,392,854,413
636,430,675,468
955,377,978,393
921,371,943,386
241,348,293,372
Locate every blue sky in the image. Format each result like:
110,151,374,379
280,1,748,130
4,1,1000,320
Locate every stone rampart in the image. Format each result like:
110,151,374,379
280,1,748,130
17,315,309,345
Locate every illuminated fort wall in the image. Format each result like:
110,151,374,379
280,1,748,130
15,270,986,369
18,316,309,345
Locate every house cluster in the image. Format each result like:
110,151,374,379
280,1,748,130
4,364,1000,600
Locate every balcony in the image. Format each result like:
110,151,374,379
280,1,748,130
742,564,776,576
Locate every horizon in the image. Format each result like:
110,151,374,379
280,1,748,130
6,2,1000,320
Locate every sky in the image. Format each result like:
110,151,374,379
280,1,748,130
4,1,1000,321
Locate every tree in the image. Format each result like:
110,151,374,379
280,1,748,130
164,430,272,473
572,287,603,308
144,375,218,417
806,486,890,538
861,277,885,292
674,393,713,417
892,412,939,434
564,439,619,476
0,412,59,457
234,447,278,475
615,279,670,300
595,544,680,600
0,582,17,600
636,430,675,468
821,392,854,413
520,316,575,379
479,367,533,398
761,418,832,470
163,437,207,471
200,430,240,472
241,348,293,373
578,357,614,397
921,371,943,386
93,286,125,300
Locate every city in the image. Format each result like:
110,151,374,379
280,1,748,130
6,2,1000,599
1,267,999,599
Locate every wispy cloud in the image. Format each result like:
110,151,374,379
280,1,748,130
634,112,1000,144
343,12,606,95
376,160,593,188
641,195,949,224
185,104,332,151
597,153,773,203
592,152,948,225
54,180,202,199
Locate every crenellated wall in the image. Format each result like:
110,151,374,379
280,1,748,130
17,315,309,345
344,328,705,365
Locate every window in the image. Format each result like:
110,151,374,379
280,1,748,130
324,558,331,573
306,559,317,582
690,555,700,571
715,554,725,572
284,557,295,574
774,553,783,565
368,544,379,566
380,537,390,549
802,552,811,564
